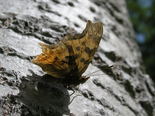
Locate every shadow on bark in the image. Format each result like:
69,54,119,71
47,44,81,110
17,74,70,116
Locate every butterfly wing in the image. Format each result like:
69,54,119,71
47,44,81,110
32,42,71,78
78,21,103,75
63,20,103,78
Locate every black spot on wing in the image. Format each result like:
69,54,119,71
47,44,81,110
84,60,90,64
82,42,85,45
80,58,90,65
66,45,72,51
53,57,58,62
85,47,92,54
80,58,85,62
76,46,80,51
85,47,97,56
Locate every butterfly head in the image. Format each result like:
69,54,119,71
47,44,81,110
62,75,90,87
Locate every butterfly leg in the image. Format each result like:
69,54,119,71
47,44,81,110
67,86,75,96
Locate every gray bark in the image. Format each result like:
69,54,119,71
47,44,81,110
0,0,155,116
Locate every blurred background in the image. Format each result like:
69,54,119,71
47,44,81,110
127,0,155,82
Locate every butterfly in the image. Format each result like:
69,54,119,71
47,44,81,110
32,20,103,86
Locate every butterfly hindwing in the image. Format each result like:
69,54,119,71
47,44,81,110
32,42,71,78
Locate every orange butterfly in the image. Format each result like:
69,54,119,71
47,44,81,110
32,20,103,86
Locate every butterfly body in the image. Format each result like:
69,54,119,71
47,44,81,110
32,20,103,86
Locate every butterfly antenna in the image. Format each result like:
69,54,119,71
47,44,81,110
68,88,75,96
88,74,105,77
69,94,82,104
85,70,101,77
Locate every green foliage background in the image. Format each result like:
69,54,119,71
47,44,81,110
127,0,155,81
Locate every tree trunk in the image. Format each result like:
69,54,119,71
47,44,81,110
0,0,155,116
